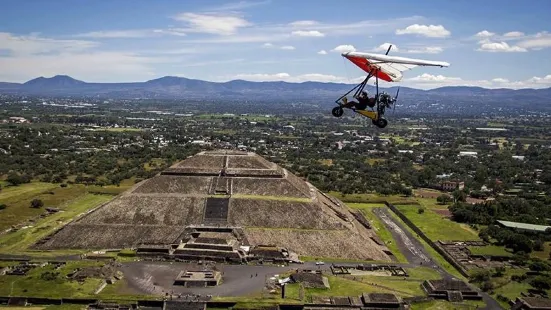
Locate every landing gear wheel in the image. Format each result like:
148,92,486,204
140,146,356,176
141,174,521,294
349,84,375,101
373,118,388,128
332,106,344,117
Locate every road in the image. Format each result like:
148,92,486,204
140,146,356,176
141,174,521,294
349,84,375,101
371,207,502,310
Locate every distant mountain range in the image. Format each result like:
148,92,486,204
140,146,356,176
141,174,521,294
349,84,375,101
1,75,550,104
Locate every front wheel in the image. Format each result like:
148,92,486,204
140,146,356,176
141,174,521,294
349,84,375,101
373,118,388,128
332,106,344,117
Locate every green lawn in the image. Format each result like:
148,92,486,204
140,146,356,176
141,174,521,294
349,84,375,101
285,275,416,302
468,245,512,257
347,203,408,263
386,211,467,280
0,183,89,231
0,194,112,255
492,281,532,308
531,242,551,260
395,205,479,241
327,192,417,205
0,304,88,310
0,261,105,298
0,182,59,201
405,267,443,280
410,300,486,309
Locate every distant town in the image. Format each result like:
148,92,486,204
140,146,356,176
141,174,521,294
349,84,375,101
1,92,551,310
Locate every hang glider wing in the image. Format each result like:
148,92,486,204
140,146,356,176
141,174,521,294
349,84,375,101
342,51,450,82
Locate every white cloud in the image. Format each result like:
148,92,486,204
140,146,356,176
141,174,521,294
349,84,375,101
288,20,319,27
261,42,294,50
230,72,359,83
179,16,423,44
291,30,325,37
477,41,527,52
409,73,462,83
225,72,551,89
317,50,327,55
405,73,551,89
172,13,251,35
517,32,551,49
75,30,155,38
0,52,160,83
369,43,444,54
396,24,451,38
372,43,399,52
405,46,443,54
332,44,356,53
475,30,495,38
75,29,187,38
0,32,98,56
471,31,551,51
503,31,524,37
527,75,551,85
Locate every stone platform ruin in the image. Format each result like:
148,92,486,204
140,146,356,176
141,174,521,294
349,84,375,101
33,150,392,262
422,279,483,302
173,269,222,287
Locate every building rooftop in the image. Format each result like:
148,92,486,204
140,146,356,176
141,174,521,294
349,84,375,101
497,220,551,232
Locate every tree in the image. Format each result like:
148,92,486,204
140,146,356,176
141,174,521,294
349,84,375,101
493,266,506,277
0,204,6,210
534,239,544,252
530,276,551,291
529,261,551,272
7,172,23,186
30,199,44,209
479,229,490,243
453,190,467,203
418,208,425,214
437,194,451,205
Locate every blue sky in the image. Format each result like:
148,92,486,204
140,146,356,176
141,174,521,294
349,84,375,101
1,0,550,89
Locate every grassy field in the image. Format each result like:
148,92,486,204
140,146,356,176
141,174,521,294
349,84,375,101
327,192,418,205
0,261,105,298
410,300,486,309
0,183,91,231
144,158,166,171
365,158,386,166
318,159,333,166
284,274,416,301
468,245,512,257
386,211,466,280
0,193,112,255
347,203,408,263
395,205,479,241
285,266,445,303
0,182,59,201
0,304,87,310
531,242,551,260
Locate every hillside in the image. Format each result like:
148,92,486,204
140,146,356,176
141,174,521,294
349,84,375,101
1,75,550,104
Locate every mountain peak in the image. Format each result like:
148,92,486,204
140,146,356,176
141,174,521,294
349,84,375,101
23,75,85,87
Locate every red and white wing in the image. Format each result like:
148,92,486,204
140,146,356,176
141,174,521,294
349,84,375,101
342,51,450,82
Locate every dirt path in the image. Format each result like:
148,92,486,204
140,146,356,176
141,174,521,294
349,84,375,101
372,207,449,278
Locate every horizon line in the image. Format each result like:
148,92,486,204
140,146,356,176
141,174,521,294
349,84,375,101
2,74,549,92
